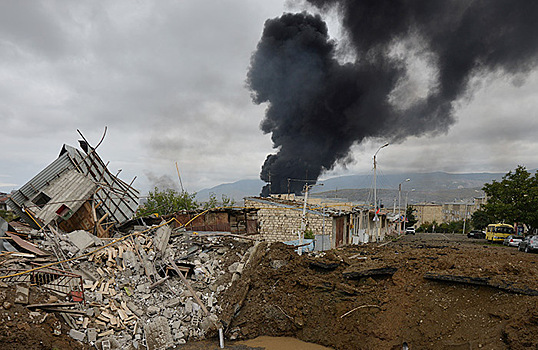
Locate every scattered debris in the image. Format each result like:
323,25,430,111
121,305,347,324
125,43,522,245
0,215,256,348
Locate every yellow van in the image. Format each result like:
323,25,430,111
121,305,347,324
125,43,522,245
485,223,515,242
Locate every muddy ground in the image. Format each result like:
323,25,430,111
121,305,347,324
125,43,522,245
219,233,538,350
0,233,536,349
0,283,89,350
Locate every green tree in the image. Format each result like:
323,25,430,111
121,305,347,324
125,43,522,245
470,209,493,230
203,193,219,209
448,220,464,233
406,205,418,227
201,193,236,209
137,187,197,217
418,220,438,233
0,210,18,222
221,194,236,207
481,166,538,231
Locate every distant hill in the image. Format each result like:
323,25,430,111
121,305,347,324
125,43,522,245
311,187,487,207
195,179,265,202
312,172,505,193
195,171,506,203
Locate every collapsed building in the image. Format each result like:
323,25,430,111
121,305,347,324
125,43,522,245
6,142,139,236
0,139,259,349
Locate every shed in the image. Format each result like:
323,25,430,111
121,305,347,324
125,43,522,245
7,143,139,236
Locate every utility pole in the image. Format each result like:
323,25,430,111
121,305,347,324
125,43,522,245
398,179,410,235
299,183,323,255
175,162,185,193
373,143,389,242
398,183,401,235
462,202,468,234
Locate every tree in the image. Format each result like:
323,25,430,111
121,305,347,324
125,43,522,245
202,193,236,209
0,210,17,222
470,209,493,230
137,187,197,217
448,220,464,233
481,165,538,231
203,193,219,209
406,205,418,227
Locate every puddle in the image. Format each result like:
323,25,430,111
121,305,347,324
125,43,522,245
237,336,333,350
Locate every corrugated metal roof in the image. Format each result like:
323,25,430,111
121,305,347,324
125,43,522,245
8,143,139,230
64,144,139,222
33,169,96,225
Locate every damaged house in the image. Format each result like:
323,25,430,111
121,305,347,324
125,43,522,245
245,196,393,248
174,207,258,235
7,142,139,237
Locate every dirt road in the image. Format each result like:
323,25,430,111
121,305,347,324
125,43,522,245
219,233,538,350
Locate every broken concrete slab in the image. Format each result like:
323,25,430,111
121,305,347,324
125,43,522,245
68,230,96,252
153,225,171,256
69,329,85,342
147,305,160,316
144,316,173,350
14,284,29,304
87,327,97,342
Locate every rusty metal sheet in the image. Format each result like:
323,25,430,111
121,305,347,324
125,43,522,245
6,232,49,256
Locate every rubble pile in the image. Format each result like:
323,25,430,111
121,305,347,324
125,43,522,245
1,221,256,349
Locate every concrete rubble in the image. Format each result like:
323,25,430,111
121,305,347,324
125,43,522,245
4,221,256,349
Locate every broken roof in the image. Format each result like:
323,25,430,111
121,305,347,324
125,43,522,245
7,143,139,230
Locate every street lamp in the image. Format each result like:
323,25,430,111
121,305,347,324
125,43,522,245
398,178,410,235
373,143,389,241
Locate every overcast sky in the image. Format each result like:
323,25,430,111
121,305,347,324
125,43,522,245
1,1,538,197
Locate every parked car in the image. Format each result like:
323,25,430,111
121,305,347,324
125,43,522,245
468,230,485,239
405,227,415,235
518,236,538,253
503,235,524,247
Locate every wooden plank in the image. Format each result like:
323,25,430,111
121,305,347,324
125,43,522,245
27,302,77,309
168,259,209,316
6,232,49,256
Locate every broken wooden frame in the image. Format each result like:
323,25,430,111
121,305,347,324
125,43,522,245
0,265,85,302
6,132,139,237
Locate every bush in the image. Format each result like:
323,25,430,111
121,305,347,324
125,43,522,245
0,210,17,222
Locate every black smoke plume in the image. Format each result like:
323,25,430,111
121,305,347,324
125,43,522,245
248,1,538,196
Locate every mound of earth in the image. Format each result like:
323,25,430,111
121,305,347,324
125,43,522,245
219,234,538,350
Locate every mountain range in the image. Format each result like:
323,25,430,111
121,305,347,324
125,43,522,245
195,171,508,204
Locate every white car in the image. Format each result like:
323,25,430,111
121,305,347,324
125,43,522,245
405,227,416,235
503,235,524,247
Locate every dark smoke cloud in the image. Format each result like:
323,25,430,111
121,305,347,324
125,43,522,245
248,1,538,196
144,172,179,191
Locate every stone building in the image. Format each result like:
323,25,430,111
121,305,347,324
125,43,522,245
244,196,390,248
412,196,486,227
244,197,334,243
413,203,443,227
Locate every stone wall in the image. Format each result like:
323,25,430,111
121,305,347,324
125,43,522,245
245,199,333,243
